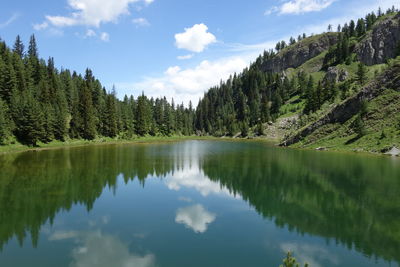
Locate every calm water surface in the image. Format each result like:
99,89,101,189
0,140,399,267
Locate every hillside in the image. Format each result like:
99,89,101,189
280,12,400,154
195,7,400,155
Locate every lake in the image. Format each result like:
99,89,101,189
0,140,399,267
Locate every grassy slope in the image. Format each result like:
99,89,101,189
291,88,400,152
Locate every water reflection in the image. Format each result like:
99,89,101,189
0,141,399,266
69,231,156,267
280,242,339,267
164,163,232,197
49,230,156,267
175,204,216,233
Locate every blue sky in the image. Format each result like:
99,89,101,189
0,0,398,104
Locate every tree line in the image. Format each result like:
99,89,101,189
0,35,195,146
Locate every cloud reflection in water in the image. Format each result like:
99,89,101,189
175,204,216,233
49,230,156,267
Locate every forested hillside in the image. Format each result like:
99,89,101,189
195,6,400,153
0,36,195,146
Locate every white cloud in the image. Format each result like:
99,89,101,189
118,56,247,105
0,13,19,29
177,54,194,60
33,21,49,31
43,0,153,28
175,204,216,233
266,0,336,15
100,32,110,42
175,23,217,53
264,6,279,15
85,29,96,37
132,17,150,27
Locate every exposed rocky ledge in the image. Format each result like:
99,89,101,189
356,13,400,65
261,32,339,73
323,67,349,84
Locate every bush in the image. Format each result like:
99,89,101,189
279,252,309,267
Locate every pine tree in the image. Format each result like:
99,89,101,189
341,35,350,63
303,76,315,114
275,42,281,52
0,57,17,104
136,93,151,136
240,120,249,137
315,81,323,109
356,19,366,37
13,35,24,58
349,20,356,37
105,92,118,137
14,91,45,146
79,82,96,140
335,34,343,63
271,91,282,115
28,35,38,59
356,63,368,86
354,115,366,137
27,35,40,85
0,99,11,144
53,88,69,141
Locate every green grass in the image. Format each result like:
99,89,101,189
279,95,305,118
0,135,219,155
286,51,328,79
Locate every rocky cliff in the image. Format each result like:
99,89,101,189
356,13,400,65
261,32,339,73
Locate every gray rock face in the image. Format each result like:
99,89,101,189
323,67,349,84
261,33,339,73
355,13,400,65
384,147,400,157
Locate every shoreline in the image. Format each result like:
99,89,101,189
0,135,397,158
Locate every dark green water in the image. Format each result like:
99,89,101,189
0,140,399,267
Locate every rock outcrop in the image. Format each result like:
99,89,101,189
384,146,400,157
281,62,400,146
261,32,339,73
355,13,400,66
323,67,349,84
